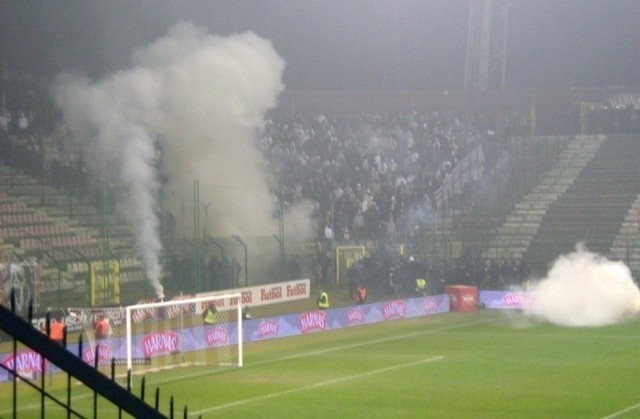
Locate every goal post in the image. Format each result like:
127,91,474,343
124,293,243,375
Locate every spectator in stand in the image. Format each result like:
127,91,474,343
17,112,29,130
352,209,365,242
323,223,334,249
257,110,481,245
4,81,529,297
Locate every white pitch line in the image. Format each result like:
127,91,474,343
0,316,494,417
129,316,495,389
245,316,495,367
191,355,444,416
601,402,640,419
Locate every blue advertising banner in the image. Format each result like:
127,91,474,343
0,294,450,381
480,290,533,310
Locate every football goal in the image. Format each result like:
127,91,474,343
68,293,243,381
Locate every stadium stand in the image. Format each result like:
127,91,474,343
1,79,639,304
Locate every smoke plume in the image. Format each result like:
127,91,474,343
524,243,640,327
54,22,287,296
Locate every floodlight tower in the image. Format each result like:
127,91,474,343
464,0,509,91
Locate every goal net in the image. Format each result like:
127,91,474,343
68,293,243,381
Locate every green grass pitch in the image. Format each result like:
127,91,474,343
3,309,640,418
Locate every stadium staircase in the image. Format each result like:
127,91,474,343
481,135,605,265
523,134,640,273
609,194,640,274
446,136,570,256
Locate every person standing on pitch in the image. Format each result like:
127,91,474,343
202,303,218,325
317,289,330,310
242,306,252,320
49,317,66,345
94,314,111,339
415,277,428,296
356,284,367,305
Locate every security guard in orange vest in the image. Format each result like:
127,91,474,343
49,319,66,345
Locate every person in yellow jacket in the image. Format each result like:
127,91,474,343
415,278,428,296
317,289,330,310
202,303,218,325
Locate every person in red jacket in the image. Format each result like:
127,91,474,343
94,315,111,339
356,285,367,305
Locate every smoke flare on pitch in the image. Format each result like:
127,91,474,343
54,22,287,296
524,243,640,327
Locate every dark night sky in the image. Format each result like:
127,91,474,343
1,0,640,90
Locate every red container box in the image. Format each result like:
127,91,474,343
445,285,478,312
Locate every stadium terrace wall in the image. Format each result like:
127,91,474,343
277,89,535,114
277,88,584,113
276,88,602,135
0,294,449,382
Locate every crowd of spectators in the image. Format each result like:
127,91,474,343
0,82,536,294
251,109,541,293
258,111,485,244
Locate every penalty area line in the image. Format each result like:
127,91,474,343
191,355,444,415
601,402,640,419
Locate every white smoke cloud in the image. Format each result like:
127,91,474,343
134,23,286,237
525,243,640,327
54,22,287,296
